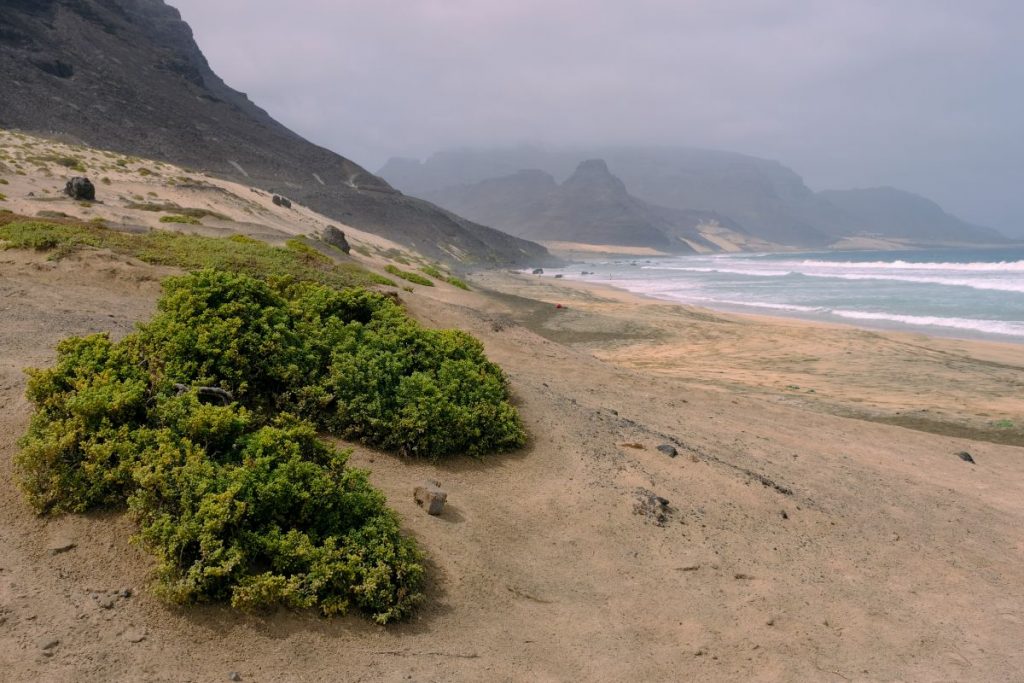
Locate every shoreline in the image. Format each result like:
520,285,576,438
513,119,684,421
523,247,1024,344
509,268,1024,349
471,268,1024,447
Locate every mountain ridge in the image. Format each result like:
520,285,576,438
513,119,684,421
380,146,1005,249
426,158,760,253
0,0,556,266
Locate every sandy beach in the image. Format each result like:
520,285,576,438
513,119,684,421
3,235,1024,681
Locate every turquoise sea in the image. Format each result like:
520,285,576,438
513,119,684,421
544,246,1024,342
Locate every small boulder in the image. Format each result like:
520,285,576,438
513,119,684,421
322,225,351,254
532,268,544,275
656,444,678,458
271,194,292,209
64,176,95,201
956,451,976,464
414,480,447,515
554,274,564,279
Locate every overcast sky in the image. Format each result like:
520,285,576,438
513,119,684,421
172,0,1023,235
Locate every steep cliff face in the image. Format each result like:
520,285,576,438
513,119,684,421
0,0,555,265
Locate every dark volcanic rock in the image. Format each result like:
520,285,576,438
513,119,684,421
656,444,678,457
0,0,556,267
322,225,351,253
64,176,95,201
956,451,976,464
272,194,292,209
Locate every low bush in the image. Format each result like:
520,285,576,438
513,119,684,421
160,214,201,225
419,264,443,279
446,276,471,291
385,264,434,287
11,247,526,620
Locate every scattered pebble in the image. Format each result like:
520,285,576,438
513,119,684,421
123,628,146,643
229,672,242,681
47,538,76,555
38,637,59,650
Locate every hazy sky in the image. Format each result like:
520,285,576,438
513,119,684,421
172,0,1023,235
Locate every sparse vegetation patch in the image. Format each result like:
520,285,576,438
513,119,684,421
385,264,434,287
159,214,201,225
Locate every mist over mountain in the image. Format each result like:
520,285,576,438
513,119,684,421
427,159,753,253
381,147,1006,249
0,0,554,266
817,187,1006,243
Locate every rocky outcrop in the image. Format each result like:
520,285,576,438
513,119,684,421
63,176,95,201
322,225,351,254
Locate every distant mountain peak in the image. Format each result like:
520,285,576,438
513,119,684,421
563,158,628,194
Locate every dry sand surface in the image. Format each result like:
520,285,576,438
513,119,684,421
2,246,1024,682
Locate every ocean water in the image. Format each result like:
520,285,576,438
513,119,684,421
544,246,1024,342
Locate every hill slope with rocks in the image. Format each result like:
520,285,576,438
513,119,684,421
0,0,554,266
381,147,1006,249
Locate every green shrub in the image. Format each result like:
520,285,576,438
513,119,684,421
419,264,443,279
0,193,7,202
385,265,434,287
127,202,228,220
446,276,471,291
128,413,424,622
135,271,524,456
160,214,201,225
12,265,525,619
0,178,8,185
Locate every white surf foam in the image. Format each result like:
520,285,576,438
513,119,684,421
830,310,1024,337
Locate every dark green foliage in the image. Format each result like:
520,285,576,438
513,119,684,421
419,264,443,279
13,266,526,620
136,271,525,456
385,264,434,287
128,412,424,622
